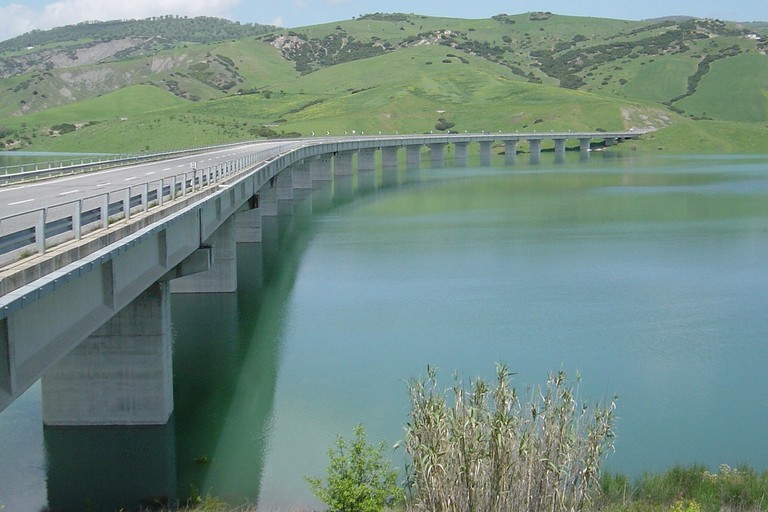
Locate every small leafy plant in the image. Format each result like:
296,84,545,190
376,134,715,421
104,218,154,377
306,424,402,512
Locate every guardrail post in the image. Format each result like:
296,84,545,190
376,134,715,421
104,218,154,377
73,200,82,241
36,209,46,255
142,183,149,213
101,194,109,228
124,188,131,221
158,180,165,207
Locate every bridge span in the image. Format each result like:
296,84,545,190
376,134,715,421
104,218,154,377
0,131,641,424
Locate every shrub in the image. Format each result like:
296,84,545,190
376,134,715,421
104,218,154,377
404,365,617,512
307,424,401,512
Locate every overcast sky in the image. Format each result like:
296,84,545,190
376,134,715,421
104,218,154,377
2,0,767,43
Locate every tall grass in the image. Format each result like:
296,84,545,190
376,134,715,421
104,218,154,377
403,364,617,512
599,464,768,512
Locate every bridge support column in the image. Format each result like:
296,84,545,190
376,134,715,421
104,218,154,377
309,155,333,211
479,141,493,166
334,151,354,178
554,138,567,164
504,140,518,165
357,148,376,193
579,138,591,154
310,155,332,185
171,216,237,293
428,144,445,168
334,151,355,203
604,137,615,147
235,205,261,243
291,160,312,201
454,142,469,167
277,168,294,217
406,145,422,169
290,160,313,220
41,281,173,426
529,138,542,164
382,146,399,169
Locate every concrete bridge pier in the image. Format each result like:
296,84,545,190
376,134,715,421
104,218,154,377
529,138,542,164
334,151,355,203
357,148,376,193
381,146,399,169
554,138,567,164
604,137,616,147
406,145,422,169
171,216,238,293
309,155,333,212
41,281,174,426
381,146,400,188
428,144,446,168
235,201,261,243
310,155,332,184
504,140,518,165
290,160,313,219
276,168,294,218
454,142,469,167
479,141,493,166
579,138,591,154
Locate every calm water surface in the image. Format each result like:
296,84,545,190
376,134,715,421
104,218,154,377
1,152,767,510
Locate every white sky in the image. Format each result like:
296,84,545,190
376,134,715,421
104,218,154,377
1,0,767,43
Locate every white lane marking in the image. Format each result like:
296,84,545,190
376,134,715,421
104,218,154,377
124,176,137,181
146,171,156,175
58,189,80,196
162,167,172,171
177,164,185,168
9,198,34,206
97,182,111,187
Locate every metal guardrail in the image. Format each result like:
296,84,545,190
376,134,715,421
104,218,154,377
0,142,300,265
0,141,251,186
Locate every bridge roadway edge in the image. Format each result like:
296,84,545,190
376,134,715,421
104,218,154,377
0,132,642,419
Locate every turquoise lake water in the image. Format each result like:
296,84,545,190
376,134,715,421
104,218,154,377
1,151,767,510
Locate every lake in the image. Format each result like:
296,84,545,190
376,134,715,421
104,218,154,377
1,151,767,510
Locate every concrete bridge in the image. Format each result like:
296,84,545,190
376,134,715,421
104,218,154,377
0,131,641,425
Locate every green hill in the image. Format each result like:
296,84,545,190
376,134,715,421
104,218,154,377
1,12,766,154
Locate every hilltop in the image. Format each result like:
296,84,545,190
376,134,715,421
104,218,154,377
0,12,766,154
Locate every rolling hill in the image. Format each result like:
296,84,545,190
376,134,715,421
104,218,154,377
0,12,766,154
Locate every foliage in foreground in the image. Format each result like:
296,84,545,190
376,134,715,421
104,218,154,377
404,365,617,512
599,464,768,512
306,424,402,512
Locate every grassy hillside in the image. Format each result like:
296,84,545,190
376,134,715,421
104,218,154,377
1,12,767,154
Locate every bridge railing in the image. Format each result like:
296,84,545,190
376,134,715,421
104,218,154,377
0,141,256,186
0,143,301,267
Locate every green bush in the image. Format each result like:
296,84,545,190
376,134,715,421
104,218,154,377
306,424,402,512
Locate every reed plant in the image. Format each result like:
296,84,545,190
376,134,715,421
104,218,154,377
403,364,617,512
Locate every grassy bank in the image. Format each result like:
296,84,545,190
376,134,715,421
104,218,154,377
168,464,768,511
